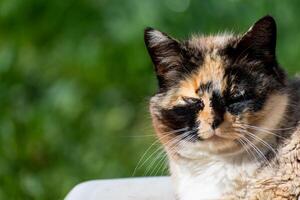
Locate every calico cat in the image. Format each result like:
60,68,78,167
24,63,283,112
144,16,300,199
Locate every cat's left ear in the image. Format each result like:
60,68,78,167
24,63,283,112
236,15,277,59
144,28,184,89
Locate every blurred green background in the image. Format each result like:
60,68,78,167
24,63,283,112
0,0,300,199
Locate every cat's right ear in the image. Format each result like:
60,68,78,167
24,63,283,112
144,28,183,89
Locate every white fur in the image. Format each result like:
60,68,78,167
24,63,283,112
212,34,233,46
170,151,257,200
148,30,168,46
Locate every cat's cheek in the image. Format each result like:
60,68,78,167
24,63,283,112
150,112,176,146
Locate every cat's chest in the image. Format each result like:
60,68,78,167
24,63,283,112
171,159,257,200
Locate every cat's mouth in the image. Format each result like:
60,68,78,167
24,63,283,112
197,128,239,141
205,134,231,141
174,131,243,159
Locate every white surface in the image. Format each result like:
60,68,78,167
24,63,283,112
65,176,175,200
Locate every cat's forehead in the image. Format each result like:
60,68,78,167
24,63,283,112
188,34,236,51
177,55,227,96
179,34,236,93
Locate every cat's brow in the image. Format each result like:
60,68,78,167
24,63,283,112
198,81,213,93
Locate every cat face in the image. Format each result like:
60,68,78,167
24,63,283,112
145,16,289,157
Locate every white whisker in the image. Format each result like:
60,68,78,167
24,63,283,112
132,127,188,176
142,129,195,176
239,134,272,168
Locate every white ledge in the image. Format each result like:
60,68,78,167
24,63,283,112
65,176,175,200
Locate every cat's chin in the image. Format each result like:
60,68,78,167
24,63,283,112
173,136,243,159
203,137,243,155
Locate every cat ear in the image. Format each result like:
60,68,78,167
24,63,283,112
236,15,277,59
234,16,286,84
144,28,183,88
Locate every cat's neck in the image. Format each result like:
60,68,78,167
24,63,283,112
170,147,260,176
169,151,258,200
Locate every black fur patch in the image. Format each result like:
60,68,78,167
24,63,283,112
159,98,204,133
210,91,225,129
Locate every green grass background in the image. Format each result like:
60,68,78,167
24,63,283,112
0,0,300,199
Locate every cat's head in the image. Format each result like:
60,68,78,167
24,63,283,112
145,16,289,158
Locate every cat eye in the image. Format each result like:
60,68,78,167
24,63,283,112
181,97,204,109
228,90,248,104
232,91,245,99
182,97,200,104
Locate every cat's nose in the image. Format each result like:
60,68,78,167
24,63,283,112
198,122,215,139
